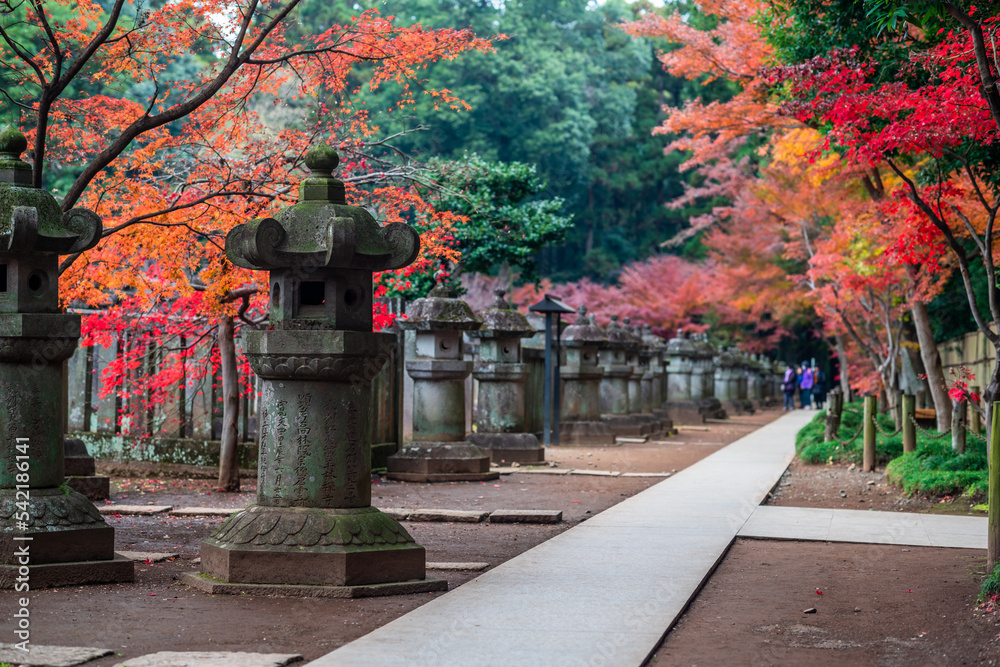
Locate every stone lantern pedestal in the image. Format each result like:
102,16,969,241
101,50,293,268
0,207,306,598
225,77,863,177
623,321,667,436
0,126,132,588
468,290,542,464
386,283,498,482
559,308,614,445
187,143,444,596
663,330,703,425
691,334,727,420
600,316,651,436
640,325,673,431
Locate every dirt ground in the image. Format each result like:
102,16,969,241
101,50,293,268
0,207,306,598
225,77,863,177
6,408,998,666
650,539,1000,666
769,456,983,516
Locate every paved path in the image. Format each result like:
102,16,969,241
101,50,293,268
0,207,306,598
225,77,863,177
740,505,988,549
309,411,813,667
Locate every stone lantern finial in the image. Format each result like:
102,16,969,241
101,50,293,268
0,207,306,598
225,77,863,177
0,125,30,186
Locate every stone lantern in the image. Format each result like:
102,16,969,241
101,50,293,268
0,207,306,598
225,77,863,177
600,315,648,436
0,126,132,588
190,143,445,596
692,333,727,420
663,329,699,425
386,279,498,482
559,308,613,445
640,325,671,427
623,319,645,420
467,289,541,464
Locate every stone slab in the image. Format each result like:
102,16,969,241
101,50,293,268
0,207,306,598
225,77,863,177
425,562,490,571
180,572,447,598
118,651,303,666
98,505,172,515
0,554,134,589
495,467,571,475
406,509,488,523
118,551,178,563
620,472,672,478
489,510,562,524
170,507,241,517
0,644,113,667
739,505,988,550
615,436,648,444
569,469,620,477
386,472,500,483
310,411,813,667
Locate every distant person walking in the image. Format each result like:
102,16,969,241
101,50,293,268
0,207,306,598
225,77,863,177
799,362,814,409
782,364,797,411
812,364,826,410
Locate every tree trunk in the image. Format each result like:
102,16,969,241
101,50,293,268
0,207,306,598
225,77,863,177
835,334,851,400
911,299,951,431
217,315,241,492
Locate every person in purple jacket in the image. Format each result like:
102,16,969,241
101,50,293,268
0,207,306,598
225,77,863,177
782,364,797,411
799,361,814,409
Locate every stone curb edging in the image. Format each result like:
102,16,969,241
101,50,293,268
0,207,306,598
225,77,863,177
381,508,563,524
493,467,671,478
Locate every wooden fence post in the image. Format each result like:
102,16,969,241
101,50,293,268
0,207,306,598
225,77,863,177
902,394,916,453
863,395,876,472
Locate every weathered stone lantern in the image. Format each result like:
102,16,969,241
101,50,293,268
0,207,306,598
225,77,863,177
623,319,645,418
559,308,613,445
663,330,698,424
0,126,132,588
467,289,541,464
386,279,498,482
640,325,668,418
600,315,649,435
191,143,445,596
691,333,727,420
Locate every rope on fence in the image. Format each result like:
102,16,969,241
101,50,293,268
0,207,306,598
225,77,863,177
873,416,902,437
830,422,864,446
963,422,988,444
907,412,951,440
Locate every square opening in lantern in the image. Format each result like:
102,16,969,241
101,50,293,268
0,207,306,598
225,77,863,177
298,280,326,317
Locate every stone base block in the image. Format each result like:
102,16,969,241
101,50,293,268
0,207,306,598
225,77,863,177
662,400,706,425
386,442,499,482
0,553,134,589
556,421,616,446
696,398,728,420
181,572,448,598
66,475,111,501
200,506,427,587
0,488,116,564
468,433,543,464
726,399,756,415
601,414,655,436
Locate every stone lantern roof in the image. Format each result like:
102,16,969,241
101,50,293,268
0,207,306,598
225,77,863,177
402,276,480,331
561,306,606,347
691,332,716,359
0,126,102,256
641,324,665,352
666,329,696,355
225,144,419,273
605,315,635,349
470,289,534,339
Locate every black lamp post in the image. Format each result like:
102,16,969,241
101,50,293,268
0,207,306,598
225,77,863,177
529,294,575,445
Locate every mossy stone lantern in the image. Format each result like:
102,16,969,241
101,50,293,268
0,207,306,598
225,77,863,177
640,324,666,415
190,143,446,597
467,289,541,464
0,126,131,588
559,307,613,445
386,279,499,482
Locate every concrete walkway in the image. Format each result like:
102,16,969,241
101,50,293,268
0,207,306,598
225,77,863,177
740,505,988,549
309,410,813,667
